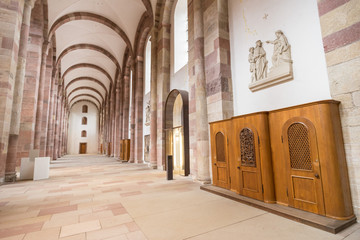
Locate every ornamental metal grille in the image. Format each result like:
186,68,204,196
287,123,312,170
240,128,256,167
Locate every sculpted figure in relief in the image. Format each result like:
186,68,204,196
145,100,150,124
248,47,256,82
253,40,268,80
266,30,291,67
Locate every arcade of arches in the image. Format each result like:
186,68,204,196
0,0,360,232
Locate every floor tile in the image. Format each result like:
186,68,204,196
0,222,43,239
1,155,359,240
23,227,60,240
60,220,101,238
86,225,128,240
186,213,343,240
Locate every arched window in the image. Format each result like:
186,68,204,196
82,117,87,125
81,130,87,137
145,38,151,94
82,105,88,113
174,0,188,73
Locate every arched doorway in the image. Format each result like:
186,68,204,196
164,89,190,176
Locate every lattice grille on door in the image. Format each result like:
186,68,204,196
240,128,256,167
287,123,312,170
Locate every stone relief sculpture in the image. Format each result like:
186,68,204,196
145,100,150,126
254,40,268,81
248,47,256,82
248,30,293,91
266,30,291,68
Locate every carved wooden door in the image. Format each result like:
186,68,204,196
283,118,325,215
210,122,230,189
238,127,263,201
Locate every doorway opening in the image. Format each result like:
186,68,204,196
79,143,87,154
164,89,190,176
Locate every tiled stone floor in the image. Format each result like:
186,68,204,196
0,155,359,240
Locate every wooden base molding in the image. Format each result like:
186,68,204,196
201,185,356,234
209,100,355,230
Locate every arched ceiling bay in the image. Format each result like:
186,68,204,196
48,0,154,109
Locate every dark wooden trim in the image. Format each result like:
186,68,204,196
164,89,190,176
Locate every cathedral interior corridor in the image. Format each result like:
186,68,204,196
1,0,360,238
0,155,359,240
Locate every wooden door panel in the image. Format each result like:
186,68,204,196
237,125,263,201
210,121,230,189
217,167,228,183
292,176,316,203
283,118,325,215
242,171,258,192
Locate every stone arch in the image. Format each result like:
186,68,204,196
63,63,113,85
67,86,105,103
134,13,153,58
48,12,133,57
65,77,108,98
164,89,189,176
70,94,102,109
141,0,154,20
70,100,99,112
56,44,121,70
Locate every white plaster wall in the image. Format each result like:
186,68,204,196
229,0,332,115
67,101,99,154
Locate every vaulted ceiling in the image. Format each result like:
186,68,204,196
47,0,156,110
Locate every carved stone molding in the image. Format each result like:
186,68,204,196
249,62,293,92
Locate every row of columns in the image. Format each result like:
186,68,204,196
98,57,145,165
0,0,70,184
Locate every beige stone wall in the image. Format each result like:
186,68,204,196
317,0,360,218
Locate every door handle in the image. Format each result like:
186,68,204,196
237,166,240,170
315,173,320,179
214,163,217,166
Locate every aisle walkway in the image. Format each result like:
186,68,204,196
0,155,359,240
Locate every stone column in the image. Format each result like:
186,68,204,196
122,66,131,139
4,0,35,182
46,79,58,158
53,91,63,159
118,76,124,151
129,67,136,163
34,47,49,150
135,58,144,163
109,90,114,157
114,77,121,158
203,0,233,122
57,97,65,158
156,0,172,168
39,50,53,156
150,30,158,169
194,0,210,183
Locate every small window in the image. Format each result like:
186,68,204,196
82,117,87,125
81,130,87,137
82,105,88,113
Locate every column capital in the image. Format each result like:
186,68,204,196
42,40,51,57
25,0,37,9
